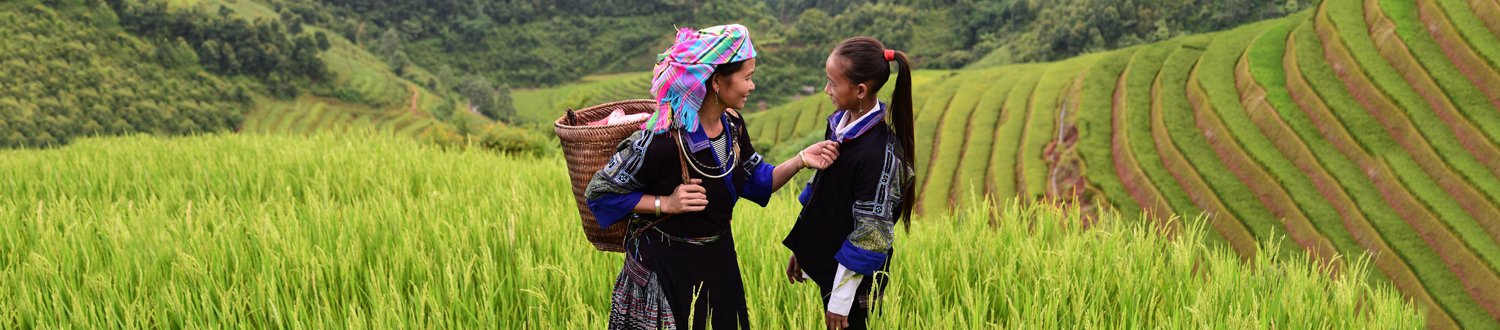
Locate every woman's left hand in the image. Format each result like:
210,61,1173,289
799,141,840,170
824,311,849,329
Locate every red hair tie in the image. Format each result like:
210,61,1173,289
883,49,895,62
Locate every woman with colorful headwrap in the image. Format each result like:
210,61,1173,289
584,24,841,329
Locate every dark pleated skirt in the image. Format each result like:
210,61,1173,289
609,228,748,329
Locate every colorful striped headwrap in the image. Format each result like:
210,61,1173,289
643,24,757,134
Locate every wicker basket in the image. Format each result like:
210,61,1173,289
554,99,657,252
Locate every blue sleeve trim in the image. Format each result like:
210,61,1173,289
834,240,889,275
586,191,643,228
798,181,813,206
739,162,775,206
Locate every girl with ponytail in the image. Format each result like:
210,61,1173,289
781,36,917,330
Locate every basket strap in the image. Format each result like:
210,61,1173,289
631,131,694,238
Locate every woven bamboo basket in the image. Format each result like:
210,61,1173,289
554,99,656,252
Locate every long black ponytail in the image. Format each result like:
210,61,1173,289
833,37,916,227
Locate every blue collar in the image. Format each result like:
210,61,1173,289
682,114,733,153
827,102,886,143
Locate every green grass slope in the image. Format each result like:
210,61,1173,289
165,0,453,138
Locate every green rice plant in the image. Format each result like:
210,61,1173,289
1428,0,1500,104
1370,0,1500,217
1238,10,1378,278
984,68,1044,206
0,132,1422,328
1469,0,1500,37
1150,35,1261,257
768,97,812,143
241,95,439,138
1122,40,1204,224
1194,16,1350,274
1110,51,1183,224
1322,0,1500,209
920,70,999,211
1378,0,1500,145
1020,53,1103,202
911,74,967,207
950,67,1025,209
793,96,827,141
743,110,777,146
512,73,653,124
1293,20,1500,328
1071,48,1140,216
1322,2,1500,276
1249,17,1460,328
1012,64,1060,201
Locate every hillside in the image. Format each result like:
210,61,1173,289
0,3,248,147
750,2,1500,328
511,73,652,124
166,0,454,137
0,132,1419,328
0,0,461,149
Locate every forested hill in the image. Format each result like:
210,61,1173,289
293,0,1304,103
1,0,1300,149
2,0,464,149
1,2,253,147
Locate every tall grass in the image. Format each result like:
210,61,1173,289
0,132,1420,328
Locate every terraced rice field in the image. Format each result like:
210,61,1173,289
748,3,1500,328
239,96,439,138
512,73,653,124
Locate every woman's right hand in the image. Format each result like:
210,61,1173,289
799,140,840,170
663,178,707,214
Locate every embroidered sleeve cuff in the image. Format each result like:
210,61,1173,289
834,240,889,275
740,162,775,206
827,264,863,316
586,191,644,228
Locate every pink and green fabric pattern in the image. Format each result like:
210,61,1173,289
644,24,757,135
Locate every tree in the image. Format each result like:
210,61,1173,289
456,75,500,120
158,37,199,67
790,9,833,45
199,39,222,70
280,8,304,34
391,50,410,76
495,84,515,122
315,31,331,51
375,27,402,62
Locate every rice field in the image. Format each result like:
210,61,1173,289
511,73,653,124
149,0,1500,326
743,3,1500,327
239,96,439,138
0,132,1422,328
